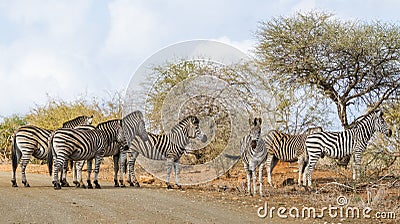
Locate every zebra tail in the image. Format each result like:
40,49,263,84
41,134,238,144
11,132,20,175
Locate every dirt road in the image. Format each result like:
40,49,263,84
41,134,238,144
0,171,267,224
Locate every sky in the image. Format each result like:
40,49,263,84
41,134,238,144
1,0,400,121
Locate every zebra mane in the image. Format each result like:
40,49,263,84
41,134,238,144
171,116,199,133
350,110,382,129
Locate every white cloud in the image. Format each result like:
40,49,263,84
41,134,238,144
213,36,255,56
104,0,163,56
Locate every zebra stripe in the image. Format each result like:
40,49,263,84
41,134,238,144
264,127,322,187
240,118,267,196
126,115,207,189
11,115,92,187
305,110,392,187
48,119,122,190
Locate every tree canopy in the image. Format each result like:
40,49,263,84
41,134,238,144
255,11,400,128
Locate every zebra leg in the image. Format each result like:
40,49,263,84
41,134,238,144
352,151,362,180
119,151,127,187
74,161,86,188
258,163,265,197
86,159,93,189
166,158,173,189
128,151,140,187
243,163,251,195
306,152,321,189
298,156,306,187
302,160,309,187
93,156,103,189
113,154,120,187
52,159,63,190
60,161,70,187
174,162,181,189
265,154,273,187
20,157,30,187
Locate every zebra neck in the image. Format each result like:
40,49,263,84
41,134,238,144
351,119,375,144
168,132,189,148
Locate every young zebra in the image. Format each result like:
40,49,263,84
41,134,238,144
11,115,92,187
305,110,392,188
240,118,267,196
126,115,207,189
264,126,323,187
47,119,126,190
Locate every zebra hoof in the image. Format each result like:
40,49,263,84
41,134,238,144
54,183,61,190
167,184,173,189
94,180,101,189
87,180,93,189
61,180,70,187
134,182,140,188
22,181,30,187
11,180,18,187
120,184,126,188
175,184,182,189
114,180,119,187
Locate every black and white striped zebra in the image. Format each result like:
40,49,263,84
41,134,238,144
240,118,267,196
72,111,148,188
118,111,149,187
126,115,207,189
305,110,392,187
47,119,125,189
11,115,93,187
264,126,323,187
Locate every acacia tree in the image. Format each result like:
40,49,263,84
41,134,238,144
255,11,400,129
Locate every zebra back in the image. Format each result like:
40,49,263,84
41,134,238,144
265,127,322,162
130,115,205,161
62,115,93,128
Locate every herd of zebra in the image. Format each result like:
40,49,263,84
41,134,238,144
241,110,392,196
11,111,207,190
11,109,392,196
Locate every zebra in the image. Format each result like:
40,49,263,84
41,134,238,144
126,115,207,189
263,126,323,187
11,115,93,187
240,118,267,196
305,110,392,188
72,112,148,188
47,119,120,189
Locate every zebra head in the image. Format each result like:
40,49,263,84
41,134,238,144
122,111,149,143
373,110,392,137
250,118,262,149
182,116,207,143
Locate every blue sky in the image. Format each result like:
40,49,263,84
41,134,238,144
1,0,400,120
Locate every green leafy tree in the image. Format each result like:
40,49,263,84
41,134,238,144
255,11,400,129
